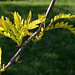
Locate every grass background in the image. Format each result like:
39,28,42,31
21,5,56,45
0,0,75,75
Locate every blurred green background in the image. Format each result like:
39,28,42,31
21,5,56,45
0,0,75,75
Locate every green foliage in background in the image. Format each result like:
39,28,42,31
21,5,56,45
0,0,75,3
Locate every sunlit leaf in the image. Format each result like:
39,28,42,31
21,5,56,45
0,47,5,72
0,47,2,67
0,11,46,46
45,14,75,33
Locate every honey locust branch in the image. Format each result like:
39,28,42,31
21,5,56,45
5,0,56,70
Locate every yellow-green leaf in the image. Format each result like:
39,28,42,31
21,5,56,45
0,27,4,31
14,12,21,29
0,47,2,67
0,11,46,45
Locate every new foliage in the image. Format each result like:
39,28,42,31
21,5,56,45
0,11,75,73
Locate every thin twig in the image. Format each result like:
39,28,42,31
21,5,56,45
5,0,56,70
46,0,56,18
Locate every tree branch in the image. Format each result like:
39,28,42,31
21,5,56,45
5,0,56,70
